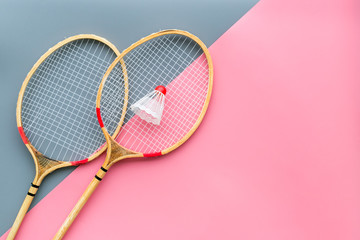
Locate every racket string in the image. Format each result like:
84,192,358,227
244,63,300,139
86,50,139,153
100,34,210,154
22,39,118,161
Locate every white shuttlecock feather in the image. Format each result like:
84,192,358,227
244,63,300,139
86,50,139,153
130,85,166,125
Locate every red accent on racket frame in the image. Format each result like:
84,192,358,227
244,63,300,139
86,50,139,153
143,152,162,157
96,107,104,128
18,127,29,144
71,158,89,166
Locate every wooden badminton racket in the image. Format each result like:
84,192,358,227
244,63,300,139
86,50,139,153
54,29,213,239
7,34,122,240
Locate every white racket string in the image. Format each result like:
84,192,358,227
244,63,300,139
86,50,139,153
100,34,210,154
21,39,118,162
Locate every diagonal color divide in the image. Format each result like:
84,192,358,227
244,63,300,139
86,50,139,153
3,0,360,239
0,0,259,237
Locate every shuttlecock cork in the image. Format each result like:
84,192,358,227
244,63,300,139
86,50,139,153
130,85,166,125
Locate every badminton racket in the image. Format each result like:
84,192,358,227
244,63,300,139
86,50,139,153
7,34,122,240
54,29,213,239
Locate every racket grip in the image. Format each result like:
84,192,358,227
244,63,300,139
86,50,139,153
7,184,39,240
53,167,107,240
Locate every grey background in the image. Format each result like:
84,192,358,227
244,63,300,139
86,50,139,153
0,0,258,235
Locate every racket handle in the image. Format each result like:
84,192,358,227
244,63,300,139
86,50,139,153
7,184,39,240
53,167,107,240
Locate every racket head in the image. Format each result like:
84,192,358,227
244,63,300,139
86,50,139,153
97,29,213,163
16,34,122,172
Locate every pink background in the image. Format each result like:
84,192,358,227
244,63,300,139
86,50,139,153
3,0,360,239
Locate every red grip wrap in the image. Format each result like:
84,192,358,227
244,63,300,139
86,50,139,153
143,152,162,157
96,107,104,128
71,158,89,166
18,127,28,144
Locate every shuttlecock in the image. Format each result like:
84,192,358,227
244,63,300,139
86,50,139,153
130,85,166,125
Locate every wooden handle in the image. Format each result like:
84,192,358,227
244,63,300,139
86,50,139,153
53,168,107,240
7,185,39,240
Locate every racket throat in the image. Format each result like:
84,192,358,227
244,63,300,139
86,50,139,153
105,138,138,167
30,147,66,184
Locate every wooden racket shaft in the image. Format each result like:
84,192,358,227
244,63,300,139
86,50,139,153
55,136,139,239
7,184,39,239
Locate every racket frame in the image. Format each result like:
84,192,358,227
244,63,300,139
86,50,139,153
97,29,214,168
8,34,121,240
16,34,121,185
